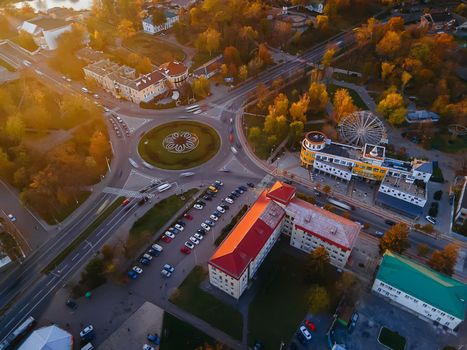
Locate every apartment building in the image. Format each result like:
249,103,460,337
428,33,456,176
209,181,360,299
300,131,433,218
373,251,467,330
142,10,179,35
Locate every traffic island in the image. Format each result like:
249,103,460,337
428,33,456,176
138,121,220,170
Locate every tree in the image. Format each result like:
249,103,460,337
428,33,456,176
379,222,410,255
305,247,330,282
377,88,406,125
248,126,262,145
381,62,395,81
401,71,412,92
80,257,106,290
257,43,273,65
238,65,248,81
117,19,136,39
289,94,310,123
376,30,401,57
89,131,110,166
203,27,221,56
332,89,357,122
428,244,459,276
151,8,166,25
316,15,329,32
289,121,304,146
274,21,292,49
16,31,37,51
417,244,430,257
223,46,241,66
4,114,25,141
356,17,378,46
308,285,330,314
192,76,210,99
321,47,336,68
336,271,360,302
308,82,328,114
268,93,289,119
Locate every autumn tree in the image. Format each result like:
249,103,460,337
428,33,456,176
332,88,358,122
117,19,136,39
428,244,459,276
289,121,304,146
379,222,410,255
305,247,330,282
274,21,292,49
289,94,310,123
381,62,395,81
377,87,406,125
151,8,166,25
238,65,248,81
308,82,328,114
336,271,360,303
257,43,273,65
203,27,221,56
316,15,329,32
417,244,430,257
192,76,211,99
376,30,401,57
321,47,336,68
223,46,241,66
308,285,330,314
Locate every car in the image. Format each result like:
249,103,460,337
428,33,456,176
103,107,110,112
305,319,316,332
176,220,186,227
128,270,138,279
132,266,143,274
65,299,78,310
7,214,16,222
197,228,206,235
230,191,239,198
93,94,99,99
208,186,218,193
122,198,130,206
373,231,385,237
151,244,163,252
184,213,193,220
174,224,184,231
194,233,204,240
296,332,307,345
299,325,312,340
239,185,247,191
147,248,159,256
138,197,149,206
23,60,31,67
205,220,215,226
194,204,204,210
201,223,211,231
142,253,153,260
236,187,244,194
385,219,396,226
165,232,175,239
163,264,175,272
61,75,67,80
189,236,200,245
220,205,229,210
161,269,172,278
215,180,224,186
197,200,206,206
168,227,180,234
203,195,213,201
139,258,150,266
224,197,234,204
147,334,160,345
161,235,172,243
180,246,191,254
80,325,94,339
206,190,216,197
142,345,155,350
216,206,226,213
252,341,263,350
214,210,223,217
210,214,219,221
348,311,359,333
425,215,437,225
247,182,255,188
185,241,195,249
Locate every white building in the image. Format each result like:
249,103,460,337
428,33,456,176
209,181,360,299
19,16,72,50
83,59,168,104
373,251,467,331
142,10,179,35
18,325,72,350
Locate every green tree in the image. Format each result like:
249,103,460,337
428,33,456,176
204,27,221,56
289,120,304,146
80,257,106,290
305,247,330,282
428,244,459,276
308,285,330,314
379,222,410,255
417,243,430,257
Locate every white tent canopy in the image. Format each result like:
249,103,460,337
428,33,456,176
19,325,72,350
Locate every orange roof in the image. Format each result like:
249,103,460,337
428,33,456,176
266,181,296,205
160,61,188,77
209,191,285,279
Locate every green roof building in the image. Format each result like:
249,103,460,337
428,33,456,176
372,251,467,330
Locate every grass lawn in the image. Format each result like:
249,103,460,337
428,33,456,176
328,84,368,110
430,132,467,153
170,265,244,340
123,33,185,65
138,121,220,170
248,241,340,349
378,327,406,350
160,312,218,350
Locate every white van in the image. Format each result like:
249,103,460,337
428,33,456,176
81,343,94,350
81,87,89,94
157,183,172,192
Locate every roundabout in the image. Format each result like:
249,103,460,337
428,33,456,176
138,121,221,170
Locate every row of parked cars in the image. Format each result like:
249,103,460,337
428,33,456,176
108,114,130,138
127,242,163,280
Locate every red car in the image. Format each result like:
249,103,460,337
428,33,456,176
183,213,193,221
161,235,172,243
121,198,130,206
180,246,191,254
305,320,316,332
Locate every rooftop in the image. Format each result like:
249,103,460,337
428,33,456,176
381,175,426,198
266,181,296,205
376,192,424,218
26,16,70,31
286,198,360,250
159,61,188,77
377,251,467,320
209,191,285,279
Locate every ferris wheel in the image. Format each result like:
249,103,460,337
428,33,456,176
338,111,387,146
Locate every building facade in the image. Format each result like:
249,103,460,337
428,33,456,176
209,181,360,299
300,131,433,218
19,16,73,50
455,176,467,226
142,10,179,34
159,61,188,88
372,251,467,330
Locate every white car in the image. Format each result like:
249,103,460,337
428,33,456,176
425,215,437,225
93,94,99,99
224,197,234,204
143,254,153,260
163,264,175,272
174,224,184,231
79,325,94,338
7,214,16,222
189,236,200,245
161,269,171,278
143,345,155,350
194,233,203,240
216,206,226,213
299,325,312,340
194,204,204,210
132,266,143,274
185,241,195,249
165,231,175,239
210,214,219,221
201,223,211,231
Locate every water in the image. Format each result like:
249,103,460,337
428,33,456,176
15,0,93,11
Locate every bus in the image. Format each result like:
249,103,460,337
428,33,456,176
0,316,36,350
185,104,199,112
327,198,354,211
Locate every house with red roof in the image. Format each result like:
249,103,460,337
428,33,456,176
208,181,361,299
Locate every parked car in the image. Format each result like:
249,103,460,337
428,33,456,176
247,182,255,188
189,236,200,245
239,185,247,191
142,345,155,350
216,206,226,213
305,319,316,332
197,228,206,235
348,311,359,333
139,258,150,266
425,215,437,225
214,210,223,217
174,224,184,231
194,233,204,240
80,325,95,340
183,213,193,220
194,204,204,210
128,270,138,279
65,299,78,310
168,227,179,234
224,197,234,204
165,232,175,239
197,200,206,206
180,246,191,254
220,205,229,210
215,180,224,186
185,241,195,249
147,248,159,256
201,223,211,231
176,220,186,227
205,220,215,226
142,254,153,261
132,266,143,274
203,195,213,201
147,334,160,345
161,269,171,278
163,264,174,272
299,325,312,340
210,214,219,221
7,214,16,222
161,235,172,243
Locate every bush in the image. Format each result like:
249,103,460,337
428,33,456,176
431,166,444,183
433,190,443,201
140,100,177,109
